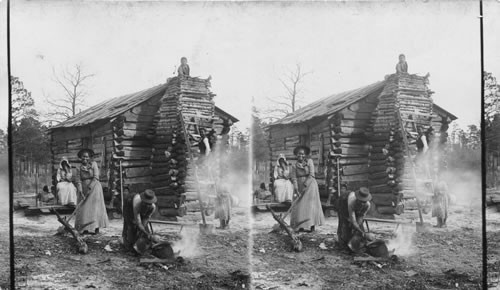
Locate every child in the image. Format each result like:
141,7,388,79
37,185,55,204
395,53,408,74
432,181,449,228
215,185,232,230
177,57,190,77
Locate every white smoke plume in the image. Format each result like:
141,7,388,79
386,225,416,257
171,228,201,258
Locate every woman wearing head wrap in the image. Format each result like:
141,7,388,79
74,149,109,235
56,157,77,206
290,146,325,232
273,154,294,203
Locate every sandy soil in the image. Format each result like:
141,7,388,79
487,207,500,289
13,206,251,289
251,203,482,290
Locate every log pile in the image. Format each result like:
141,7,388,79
150,76,216,217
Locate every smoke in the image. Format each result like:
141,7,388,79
407,144,481,209
0,153,8,215
171,228,201,258
386,225,416,257
198,139,251,208
441,169,481,208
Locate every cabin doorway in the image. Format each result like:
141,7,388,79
299,133,310,148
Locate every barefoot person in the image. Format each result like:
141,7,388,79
215,185,232,230
290,146,325,232
273,154,293,203
74,149,109,235
122,189,158,252
432,181,449,228
56,157,77,206
337,187,372,250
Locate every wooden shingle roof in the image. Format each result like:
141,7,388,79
269,81,385,126
269,79,457,126
50,83,238,130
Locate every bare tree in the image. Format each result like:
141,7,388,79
263,63,312,121
45,64,95,122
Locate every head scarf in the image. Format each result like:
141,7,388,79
276,153,288,167
59,157,71,170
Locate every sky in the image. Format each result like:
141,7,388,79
485,0,500,78
2,0,499,132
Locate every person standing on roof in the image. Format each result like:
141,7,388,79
178,57,190,77
396,54,408,74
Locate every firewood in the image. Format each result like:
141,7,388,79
51,209,88,254
267,205,303,252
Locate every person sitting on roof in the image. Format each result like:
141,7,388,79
177,57,190,77
396,54,408,74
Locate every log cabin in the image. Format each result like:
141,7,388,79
266,73,457,216
48,76,238,219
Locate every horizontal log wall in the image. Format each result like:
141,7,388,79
50,121,113,191
268,90,381,199
110,94,163,195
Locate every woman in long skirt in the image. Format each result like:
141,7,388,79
273,154,294,203
290,146,325,232
75,149,109,235
56,157,77,206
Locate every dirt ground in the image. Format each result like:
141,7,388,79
251,203,482,290
0,204,9,290
487,207,500,289
13,205,251,289
0,162,11,289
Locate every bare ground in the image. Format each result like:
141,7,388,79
251,203,482,290
0,168,10,289
13,206,251,289
487,207,500,289
0,207,9,290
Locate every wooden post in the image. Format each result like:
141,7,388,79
120,159,124,216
